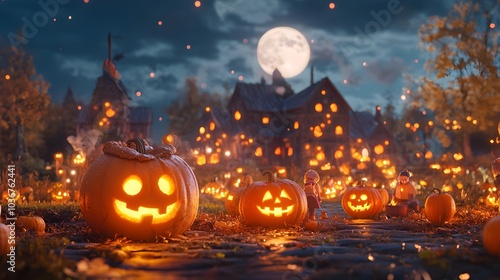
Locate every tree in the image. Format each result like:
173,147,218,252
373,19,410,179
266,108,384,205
409,0,500,167
165,78,225,137
0,46,51,168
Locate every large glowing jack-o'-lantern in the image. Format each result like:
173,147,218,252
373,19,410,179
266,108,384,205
341,183,383,219
79,138,199,241
239,170,307,227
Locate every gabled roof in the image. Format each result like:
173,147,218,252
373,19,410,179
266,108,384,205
90,71,130,105
350,110,378,139
229,82,290,112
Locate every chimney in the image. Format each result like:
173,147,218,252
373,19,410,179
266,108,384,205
310,63,314,85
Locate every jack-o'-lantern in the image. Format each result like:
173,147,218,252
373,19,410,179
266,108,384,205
201,179,226,199
424,188,456,226
51,189,70,204
20,186,34,203
2,189,20,203
79,138,199,241
485,193,500,207
239,170,307,227
483,215,500,256
342,183,383,219
225,186,245,216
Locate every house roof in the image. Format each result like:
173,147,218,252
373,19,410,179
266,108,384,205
230,82,290,112
350,110,378,139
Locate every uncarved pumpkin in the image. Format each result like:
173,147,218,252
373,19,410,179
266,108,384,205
342,184,383,219
16,216,46,232
0,223,11,254
424,188,456,226
376,187,390,207
79,138,199,241
239,170,307,227
483,215,500,256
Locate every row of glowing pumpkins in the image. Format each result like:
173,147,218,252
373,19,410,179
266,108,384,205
1,139,500,257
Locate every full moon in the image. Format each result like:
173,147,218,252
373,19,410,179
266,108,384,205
257,26,311,78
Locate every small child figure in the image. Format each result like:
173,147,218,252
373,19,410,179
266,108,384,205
303,169,322,220
393,169,420,213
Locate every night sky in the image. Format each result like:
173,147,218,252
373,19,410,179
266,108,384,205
0,0,452,143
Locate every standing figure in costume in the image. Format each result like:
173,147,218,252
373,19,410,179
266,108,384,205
303,169,322,220
394,169,420,212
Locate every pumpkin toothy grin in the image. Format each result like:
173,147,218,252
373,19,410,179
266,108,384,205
114,199,176,224
256,205,294,217
347,201,371,212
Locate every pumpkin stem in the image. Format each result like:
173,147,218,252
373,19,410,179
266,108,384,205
262,170,275,182
433,188,441,194
126,138,146,154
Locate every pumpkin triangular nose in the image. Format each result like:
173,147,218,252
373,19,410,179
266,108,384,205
275,197,281,203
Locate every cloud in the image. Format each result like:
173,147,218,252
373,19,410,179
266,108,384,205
364,57,406,85
212,0,287,25
131,41,175,58
55,55,101,80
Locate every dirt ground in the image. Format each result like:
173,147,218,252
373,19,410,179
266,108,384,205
2,199,500,280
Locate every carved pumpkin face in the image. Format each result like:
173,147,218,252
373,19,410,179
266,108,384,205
341,184,383,219
80,139,199,241
112,173,178,224
52,189,70,203
239,171,307,227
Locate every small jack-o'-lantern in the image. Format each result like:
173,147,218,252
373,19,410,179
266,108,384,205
20,186,34,203
2,189,20,203
342,182,383,219
79,138,199,241
424,188,456,226
225,187,245,216
239,170,307,227
52,189,70,204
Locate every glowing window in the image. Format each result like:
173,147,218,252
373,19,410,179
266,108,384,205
234,111,241,121
315,103,323,112
335,126,343,135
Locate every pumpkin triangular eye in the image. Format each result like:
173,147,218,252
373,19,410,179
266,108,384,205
262,191,273,202
280,190,291,200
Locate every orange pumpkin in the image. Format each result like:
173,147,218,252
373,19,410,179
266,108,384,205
376,187,390,207
20,186,34,203
16,216,46,232
51,189,71,204
342,183,383,219
239,170,307,227
424,188,456,226
0,223,11,254
2,189,20,203
79,138,199,241
483,215,500,256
